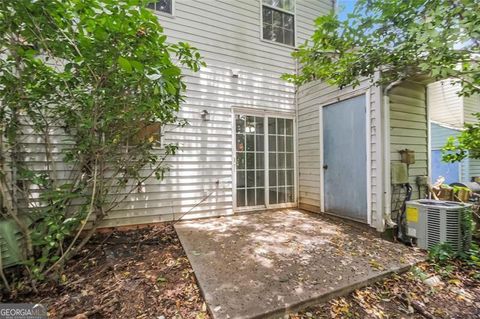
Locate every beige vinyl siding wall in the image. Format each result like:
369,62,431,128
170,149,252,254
99,0,329,226
389,81,428,200
296,79,379,225
427,80,463,127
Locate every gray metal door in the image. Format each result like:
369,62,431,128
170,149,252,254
323,95,368,222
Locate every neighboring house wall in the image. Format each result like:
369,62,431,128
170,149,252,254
428,79,480,126
430,123,463,183
430,122,480,182
428,79,480,184
427,80,463,127
468,158,480,179
430,122,459,150
463,94,480,124
100,0,330,227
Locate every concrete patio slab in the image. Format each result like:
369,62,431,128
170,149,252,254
175,209,425,319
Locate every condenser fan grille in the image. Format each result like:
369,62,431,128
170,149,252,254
426,208,441,249
445,209,462,252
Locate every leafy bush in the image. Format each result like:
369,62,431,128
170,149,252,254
0,0,204,287
428,243,455,265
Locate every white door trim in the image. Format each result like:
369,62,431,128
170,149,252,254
318,90,372,225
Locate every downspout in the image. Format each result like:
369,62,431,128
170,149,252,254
382,78,404,228
294,57,300,208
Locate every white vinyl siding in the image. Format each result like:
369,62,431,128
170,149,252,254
100,0,328,227
296,79,379,226
428,80,463,127
5,0,331,228
428,79,480,127
468,159,480,179
463,94,480,125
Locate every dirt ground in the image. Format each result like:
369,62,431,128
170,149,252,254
2,223,479,319
292,261,480,319
3,224,209,319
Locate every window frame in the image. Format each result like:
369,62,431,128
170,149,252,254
260,0,297,48
148,0,175,18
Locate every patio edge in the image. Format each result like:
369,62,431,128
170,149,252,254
255,261,423,319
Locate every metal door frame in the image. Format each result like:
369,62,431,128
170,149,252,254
232,107,297,212
318,90,372,225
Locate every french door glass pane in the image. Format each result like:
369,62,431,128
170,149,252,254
236,115,294,208
286,187,294,202
257,189,265,205
246,135,255,151
267,117,295,205
247,189,256,206
278,118,285,134
269,170,277,186
236,152,245,169
237,171,245,188
256,154,265,169
268,118,276,133
246,153,255,169
237,190,245,207
236,115,265,207
268,135,276,151
286,170,294,185
247,170,255,187
256,171,265,187
256,135,264,151
286,136,293,152
269,189,277,204
269,153,276,169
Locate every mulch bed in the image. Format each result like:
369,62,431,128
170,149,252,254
2,224,210,319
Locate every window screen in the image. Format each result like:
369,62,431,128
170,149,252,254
262,0,295,46
148,0,173,14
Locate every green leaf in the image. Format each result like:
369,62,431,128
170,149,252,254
130,60,144,72
117,56,132,73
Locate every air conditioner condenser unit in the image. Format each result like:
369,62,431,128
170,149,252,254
404,199,472,252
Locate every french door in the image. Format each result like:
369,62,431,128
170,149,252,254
234,113,295,210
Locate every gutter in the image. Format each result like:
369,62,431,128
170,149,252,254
382,79,404,228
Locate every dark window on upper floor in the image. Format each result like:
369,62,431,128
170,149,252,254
148,0,173,15
262,0,295,46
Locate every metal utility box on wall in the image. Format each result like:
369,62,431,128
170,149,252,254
405,199,471,252
400,149,415,165
391,163,409,184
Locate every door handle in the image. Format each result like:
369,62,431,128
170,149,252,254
323,164,328,169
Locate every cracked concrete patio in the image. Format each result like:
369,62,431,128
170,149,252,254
175,209,425,319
